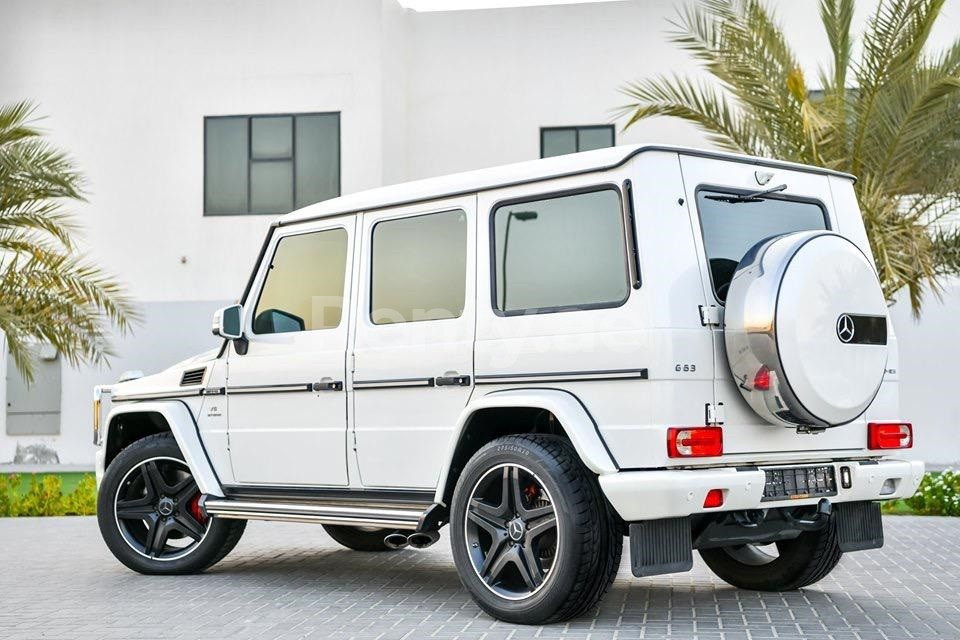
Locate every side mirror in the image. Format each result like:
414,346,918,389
212,304,244,340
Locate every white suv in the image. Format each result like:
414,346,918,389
93,145,924,624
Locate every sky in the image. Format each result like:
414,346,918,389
397,0,622,11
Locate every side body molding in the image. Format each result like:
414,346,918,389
434,388,618,504
103,401,224,497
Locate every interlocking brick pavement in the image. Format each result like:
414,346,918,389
0,516,957,640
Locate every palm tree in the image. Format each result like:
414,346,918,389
0,101,137,382
619,0,960,314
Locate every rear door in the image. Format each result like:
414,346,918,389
351,197,476,489
678,155,867,461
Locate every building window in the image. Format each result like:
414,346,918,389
492,188,629,314
540,125,615,158
370,210,468,325
204,112,340,215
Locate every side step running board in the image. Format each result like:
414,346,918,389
202,498,425,530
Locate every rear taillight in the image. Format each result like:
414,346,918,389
867,422,912,450
753,366,771,391
667,427,723,458
703,488,724,508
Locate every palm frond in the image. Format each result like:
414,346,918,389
0,100,137,383
851,0,947,175
618,75,763,154
620,0,960,316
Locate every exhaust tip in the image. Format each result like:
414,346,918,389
383,533,409,550
407,531,440,549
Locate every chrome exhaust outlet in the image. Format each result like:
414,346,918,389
407,531,440,549
383,532,409,550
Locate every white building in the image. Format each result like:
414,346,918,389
1,0,958,467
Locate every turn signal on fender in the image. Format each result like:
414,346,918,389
667,427,723,458
867,422,912,450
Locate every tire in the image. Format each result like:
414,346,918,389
97,433,246,575
323,525,403,552
699,516,843,591
450,434,622,624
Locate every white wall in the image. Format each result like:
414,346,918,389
403,0,704,178
890,282,960,467
0,301,228,465
0,0,958,466
0,0,402,303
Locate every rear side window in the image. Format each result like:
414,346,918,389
371,209,467,324
696,190,827,302
492,189,629,314
253,228,348,334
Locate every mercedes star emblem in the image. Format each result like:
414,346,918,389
508,520,524,541
836,314,855,343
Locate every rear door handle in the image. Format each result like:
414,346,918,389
312,380,344,391
434,375,471,387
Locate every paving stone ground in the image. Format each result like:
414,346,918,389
0,515,958,640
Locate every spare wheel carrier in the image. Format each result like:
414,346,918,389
723,230,889,429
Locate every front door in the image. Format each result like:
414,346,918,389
351,197,476,489
227,218,355,486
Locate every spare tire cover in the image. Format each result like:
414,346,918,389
724,231,888,428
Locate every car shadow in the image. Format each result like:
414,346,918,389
210,545,468,594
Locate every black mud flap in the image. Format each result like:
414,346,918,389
834,501,884,552
629,517,693,577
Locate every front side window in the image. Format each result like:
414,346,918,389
253,228,348,334
204,112,340,215
696,189,828,302
493,189,629,314
371,210,467,324
540,125,615,158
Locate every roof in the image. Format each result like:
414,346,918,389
277,144,857,227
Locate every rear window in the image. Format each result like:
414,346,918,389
371,209,467,324
492,189,629,314
696,189,827,302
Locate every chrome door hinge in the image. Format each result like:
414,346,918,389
706,402,725,426
349,352,356,373
699,305,722,326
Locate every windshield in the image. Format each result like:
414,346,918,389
696,189,828,302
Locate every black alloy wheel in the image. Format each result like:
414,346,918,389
98,433,246,575
450,435,621,624
464,463,559,599
113,456,210,560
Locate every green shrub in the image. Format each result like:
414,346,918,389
902,470,960,517
0,473,97,517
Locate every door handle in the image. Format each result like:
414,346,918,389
434,375,471,387
312,380,344,391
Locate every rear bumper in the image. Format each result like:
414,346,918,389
599,458,924,521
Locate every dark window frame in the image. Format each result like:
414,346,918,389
249,225,350,335
203,111,341,216
368,208,469,326
693,184,832,305
539,125,615,158
489,183,632,317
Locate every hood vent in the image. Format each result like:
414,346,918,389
180,367,206,386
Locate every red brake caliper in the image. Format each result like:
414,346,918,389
188,493,207,525
523,483,539,503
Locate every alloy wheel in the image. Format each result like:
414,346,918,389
113,456,210,561
723,543,780,566
464,463,559,600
